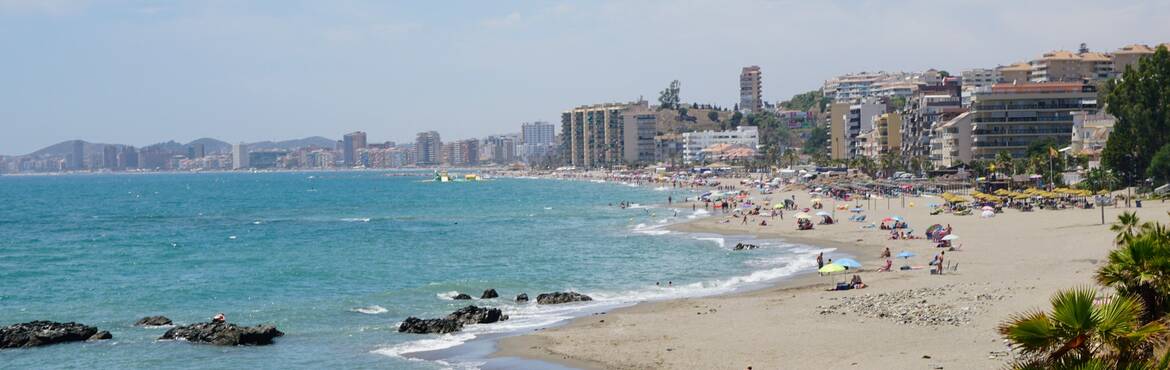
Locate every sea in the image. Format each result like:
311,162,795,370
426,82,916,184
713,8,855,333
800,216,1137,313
0,171,831,369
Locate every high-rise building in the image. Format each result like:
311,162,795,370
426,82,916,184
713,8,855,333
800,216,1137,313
968,82,1097,160
102,145,118,170
232,142,249,169
996,62,1032,84
187,144,205,159
901,79,964,158
930,112,974,168
622,105,657,164
521,121,556,164
829,100,885,160
1028,48,1113,83
739,66,762,113
342,131,367,167
118,146,138,169
68,140,85,170
561,100,649,168
858,113,902,159
415,131,442,166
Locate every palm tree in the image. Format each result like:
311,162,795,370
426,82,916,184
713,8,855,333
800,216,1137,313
1111,212,1144,245
1096,231,1170,323
998,287,1167,369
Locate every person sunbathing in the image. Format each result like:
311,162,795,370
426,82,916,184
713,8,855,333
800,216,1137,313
850,274,867,289
877,259,893,272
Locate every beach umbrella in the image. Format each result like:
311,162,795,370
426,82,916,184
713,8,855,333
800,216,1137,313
818,263,845,274
926,224,943,234
815,211,831,217
773,204,785,209
981,205,994,211
896,251,915,258
941,235,960,241
881,217,894,222
891,216,904,222
981,210,995,218
835,258,862,269
850,207,864,213
795,213,812,220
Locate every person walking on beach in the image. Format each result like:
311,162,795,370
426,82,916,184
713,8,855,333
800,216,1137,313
816,252,824,269
668,196,672,204
880,247,891,259
741,214,748,225
936,251,945,275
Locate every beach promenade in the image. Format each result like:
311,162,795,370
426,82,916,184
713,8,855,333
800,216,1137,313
498,180,1170,369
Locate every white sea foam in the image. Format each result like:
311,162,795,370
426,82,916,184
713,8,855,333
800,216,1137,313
351,305,388,314
371,333,476,358
436,291,462,300
631,223,670,236
341,217,371,223
654,186,670,191
687,209,711,219
695,236,725,248
543,207,553,210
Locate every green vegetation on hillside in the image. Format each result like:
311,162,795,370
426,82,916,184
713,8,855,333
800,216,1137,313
779,90,830,112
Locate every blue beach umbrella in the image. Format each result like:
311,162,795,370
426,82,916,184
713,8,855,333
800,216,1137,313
835,258,862,269
896,251,916,258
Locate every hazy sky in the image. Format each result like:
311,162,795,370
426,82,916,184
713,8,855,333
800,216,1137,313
2,0,1168,155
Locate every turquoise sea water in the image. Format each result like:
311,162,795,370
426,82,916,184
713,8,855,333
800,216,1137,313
0,172,827,369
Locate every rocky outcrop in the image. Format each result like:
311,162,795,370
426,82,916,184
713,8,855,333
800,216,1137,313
452,293,472,300
536,292,593,305
446,306,508,325
1,321,107,348
515,293,529,303
733,243,759,250
397,317,462,334
480,289,499,299
135,316,173,327
160,322,283,346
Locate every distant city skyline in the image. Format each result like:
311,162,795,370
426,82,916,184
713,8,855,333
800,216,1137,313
2,0,1169,154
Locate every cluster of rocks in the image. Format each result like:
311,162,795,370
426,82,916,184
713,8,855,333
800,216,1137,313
451,288,503,300
398,305,509,334
816,284,1015,327
536,292,592,305
0,321,111,348
134,316,173,327
160,321,284,346
733,243,759,250
401,290,593,335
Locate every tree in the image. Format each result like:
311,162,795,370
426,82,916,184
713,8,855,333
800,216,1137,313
729,111,743,128
1098,212,1170,322
888,96,907,111
1102,46,1170,186
658,80,681,110
1148,144,1170,184
707,110,719,123
998,287,1167,369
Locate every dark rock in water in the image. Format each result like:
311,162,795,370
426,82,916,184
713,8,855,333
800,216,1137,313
88,331,112,341
160,322,283,346
536,292,593,305
0,321,102,348
452,293,472,300
733,243,760,250
480,289,499,299
446,306,508,325
135,316,173,327
515,293,529,303
397,317,463,334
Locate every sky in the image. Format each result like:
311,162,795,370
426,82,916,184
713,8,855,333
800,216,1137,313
2,0,1169,155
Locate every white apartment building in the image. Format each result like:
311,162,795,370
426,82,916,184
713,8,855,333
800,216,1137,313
681,126,759,164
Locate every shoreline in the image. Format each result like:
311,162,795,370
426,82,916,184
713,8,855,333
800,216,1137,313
493,182,1170,370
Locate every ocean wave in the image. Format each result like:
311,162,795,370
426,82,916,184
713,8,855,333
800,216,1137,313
695,236,725,248
340,217,371,223
436,291,462,300
687,209,711,219
351,305,388,314
653,186,670,191
631,223,670,236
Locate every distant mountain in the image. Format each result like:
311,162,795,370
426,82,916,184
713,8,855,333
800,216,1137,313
247,136,337,151
26,140,123,157
16,136,339,157
185,138,231,154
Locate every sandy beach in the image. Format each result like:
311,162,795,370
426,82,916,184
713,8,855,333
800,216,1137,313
497,183,1170,369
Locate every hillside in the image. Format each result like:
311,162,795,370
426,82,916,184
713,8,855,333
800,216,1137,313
247,136,337,151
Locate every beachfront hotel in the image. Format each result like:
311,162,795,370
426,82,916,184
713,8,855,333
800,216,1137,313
967,82,1098,160
829,99,886,160
560,100,656,168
